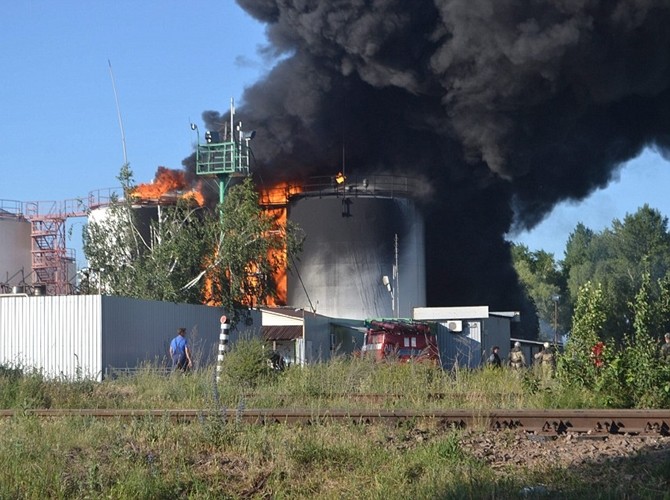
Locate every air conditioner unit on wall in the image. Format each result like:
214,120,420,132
447,320,463,332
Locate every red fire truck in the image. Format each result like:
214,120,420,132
361,319,438,363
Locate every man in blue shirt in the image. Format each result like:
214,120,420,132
169,327,192,371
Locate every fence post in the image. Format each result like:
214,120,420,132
217,315,230,382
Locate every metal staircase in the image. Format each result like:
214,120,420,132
24,198,89,295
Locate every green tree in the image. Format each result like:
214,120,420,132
563,206,670,342
511,244,566,339
557,281,606,388
595,271,670,407
625,270,664,403
657,274,670,334
83,165,211,303
197,177,304,311
83,170,303,309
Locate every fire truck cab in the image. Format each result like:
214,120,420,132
361,319,438,363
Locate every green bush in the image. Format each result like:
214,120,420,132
218,336,275,389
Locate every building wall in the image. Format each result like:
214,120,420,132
435,317,512,370
303,312,333,363
260,309,337,365
510,338,549,367
330,319,366,356
436,321,482,370
261,309,303,326
482,315,512,362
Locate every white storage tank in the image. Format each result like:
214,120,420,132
286,176,426,319
0,201,32,292
88,203,163,247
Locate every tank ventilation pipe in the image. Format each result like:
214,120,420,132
217,315,230,382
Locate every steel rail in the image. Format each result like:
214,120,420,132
241,392,519,402
1,408,668,435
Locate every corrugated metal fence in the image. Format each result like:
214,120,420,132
0,295,252,381
0,295,102,379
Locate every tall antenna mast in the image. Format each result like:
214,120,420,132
108,59,128,166
394,233,399,318
230,97,235,142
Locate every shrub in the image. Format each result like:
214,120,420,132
218,336,274,388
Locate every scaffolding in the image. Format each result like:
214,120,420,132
19,189,117,295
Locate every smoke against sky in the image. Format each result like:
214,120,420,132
2,1,670,323
200,0,670,315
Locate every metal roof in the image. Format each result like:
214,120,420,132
260,307,305,319
262,325,303,340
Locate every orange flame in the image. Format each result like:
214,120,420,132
131,167,205,206
259,181,302,306
202,252,221,307
198,180,304,307
181,182,206,206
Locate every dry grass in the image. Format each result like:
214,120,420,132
1,353,668,498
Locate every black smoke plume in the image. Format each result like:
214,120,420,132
197,0,670,334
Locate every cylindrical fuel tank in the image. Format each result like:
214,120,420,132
0,202,32,291
88,204,162,248
287,193,425,320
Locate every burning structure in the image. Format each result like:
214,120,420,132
88,168,206,252
11,1,670,334
191,0,670,334
260,175,428,319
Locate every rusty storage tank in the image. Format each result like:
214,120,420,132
286,175,427,320
0,200,32,293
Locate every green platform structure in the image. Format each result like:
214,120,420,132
193,98,253,206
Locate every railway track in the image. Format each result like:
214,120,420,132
1,408,668,435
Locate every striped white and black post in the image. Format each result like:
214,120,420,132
217,315,230,382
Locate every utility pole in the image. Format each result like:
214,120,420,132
394,233,399,318
552,294,560,345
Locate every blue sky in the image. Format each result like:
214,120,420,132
2,1,669,267
509,147,670,259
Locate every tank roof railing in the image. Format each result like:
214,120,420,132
0,199,24,219
260,174,429,206
87,187,124,210
20,188,125,220
296,174,427,201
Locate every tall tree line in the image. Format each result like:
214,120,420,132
513,204,670,343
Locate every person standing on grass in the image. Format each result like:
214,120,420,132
487,346,502,368
508,341,526,370
169,327,192,372
534,342,555,380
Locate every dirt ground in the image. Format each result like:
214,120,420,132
459,429,670,495
460,430,670,468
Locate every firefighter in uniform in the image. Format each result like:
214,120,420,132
534,342,555,380
508,341,526,370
